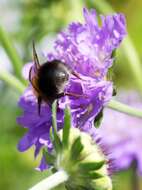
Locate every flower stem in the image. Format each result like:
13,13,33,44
0,69,26,93
108,99,142,118
29,170,69,190
0,26,23,80
93,0,142,92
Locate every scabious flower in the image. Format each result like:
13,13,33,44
17,8,126,170
48,8,126,80
97,91,142,174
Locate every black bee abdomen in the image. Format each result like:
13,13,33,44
37,60,69,100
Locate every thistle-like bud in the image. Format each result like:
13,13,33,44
43,101,112,190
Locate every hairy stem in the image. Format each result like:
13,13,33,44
0,69,25,93
108,99,142,118
29,170,69,190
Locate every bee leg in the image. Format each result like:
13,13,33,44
71,70,82,80
37,96,42,115
56,92,65,98
57,92,88,99
65,92,88,98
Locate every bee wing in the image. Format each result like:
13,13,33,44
33,41,40,71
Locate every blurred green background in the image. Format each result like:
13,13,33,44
0,0,142,189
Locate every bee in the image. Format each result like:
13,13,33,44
29,42,83,115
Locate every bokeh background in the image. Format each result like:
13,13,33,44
0,0,142,190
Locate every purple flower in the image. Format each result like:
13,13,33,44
17,8,126,170
97,91,142,174
48,8,126,80
17,77,112,158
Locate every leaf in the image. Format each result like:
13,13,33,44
86,172,103,179
70,137,84,161
52,131,62,153
43,148,55,165
79,161,105,172
63,106,71,148
94,109,103,128
49,127,54,142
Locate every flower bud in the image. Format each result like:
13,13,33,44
57,127,112,190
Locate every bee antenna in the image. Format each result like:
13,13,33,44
32,40,40,70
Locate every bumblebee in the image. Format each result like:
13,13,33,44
29,42,83,115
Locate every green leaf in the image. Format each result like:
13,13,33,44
79,161,105,172
63,106,71,148
52,135,63,153
49,127,54,142
94,109,103,128
70,137,84,161
83,172,103,180
43,148,55,165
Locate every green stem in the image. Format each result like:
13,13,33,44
0,69,26,93
0,26,23,80
29,170,68,190
52,100,57,132
108,99,142,118
92,0,142,92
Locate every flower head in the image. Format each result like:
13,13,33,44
48,8,126,80
17,77,112,159
97,91,142,174
17,8,126,171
